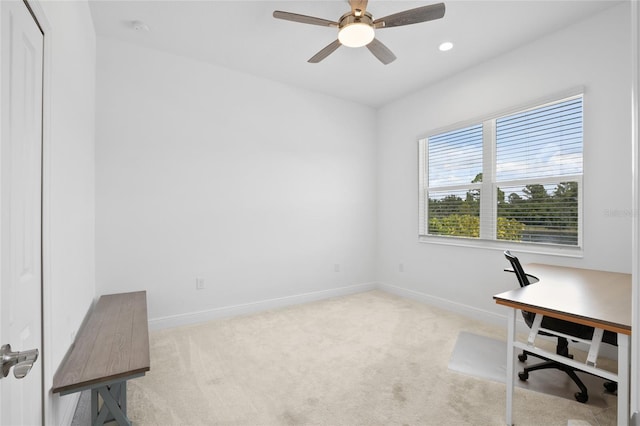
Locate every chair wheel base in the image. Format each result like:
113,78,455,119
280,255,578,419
604,382,617,393
518,371,528,381
518,353,527,362
574,392,588,403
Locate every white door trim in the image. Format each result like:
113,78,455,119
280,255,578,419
19,1,62,424
631,0,639,419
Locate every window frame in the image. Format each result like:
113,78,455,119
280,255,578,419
418,89,584,257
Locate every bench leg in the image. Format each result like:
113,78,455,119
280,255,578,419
91,388,99,425
91,381,131,426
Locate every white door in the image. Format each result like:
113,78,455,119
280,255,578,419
0,1,44,425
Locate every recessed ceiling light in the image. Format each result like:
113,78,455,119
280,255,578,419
439,42,454,52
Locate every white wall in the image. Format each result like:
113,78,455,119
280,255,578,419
33,1,96,424
95,37,377,326
376,3,632,322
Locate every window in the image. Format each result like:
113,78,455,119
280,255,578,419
419,94,583,249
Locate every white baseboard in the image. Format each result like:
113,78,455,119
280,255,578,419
378,282,509,327
149,281,508,332
148,282,377,330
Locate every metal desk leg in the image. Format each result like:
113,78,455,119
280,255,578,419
618,333,630,426
506,308,516,426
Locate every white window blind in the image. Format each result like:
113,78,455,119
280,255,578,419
496,97,583,181
423,124,483,238
419,93,583,248
496,96,583,246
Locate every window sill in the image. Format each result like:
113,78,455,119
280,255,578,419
418,235,584,258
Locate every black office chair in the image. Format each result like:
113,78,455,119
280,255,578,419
503,250,617,403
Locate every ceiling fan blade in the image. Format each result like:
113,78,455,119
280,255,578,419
349,0,368,15
273,11,338,27
308,40,342,63
373,3,445,29
366,38,396,65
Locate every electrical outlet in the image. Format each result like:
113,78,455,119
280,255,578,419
196,277,205,290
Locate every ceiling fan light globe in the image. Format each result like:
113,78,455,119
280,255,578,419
338,23,374,48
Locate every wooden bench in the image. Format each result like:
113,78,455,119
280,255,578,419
52,291,150,426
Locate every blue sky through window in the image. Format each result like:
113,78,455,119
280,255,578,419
496,97,583,182
428,124,483,187
428,96,582,189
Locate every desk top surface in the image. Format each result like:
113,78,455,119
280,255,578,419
494,263,631,335
52,291,150,394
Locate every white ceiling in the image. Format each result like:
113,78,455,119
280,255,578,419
88,0,621,107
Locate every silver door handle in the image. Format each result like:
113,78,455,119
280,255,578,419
1,344,38,379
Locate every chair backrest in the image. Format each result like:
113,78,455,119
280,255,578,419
504,250,539,327
504,250,530,288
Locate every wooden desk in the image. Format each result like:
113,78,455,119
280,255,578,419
494,264,631,426
52,291,150,426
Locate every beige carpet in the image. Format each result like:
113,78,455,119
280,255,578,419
127,290,617,425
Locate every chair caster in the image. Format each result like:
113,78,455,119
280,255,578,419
574,392,588,403
518,353,527,362
604,382,617,393
518,371,528,381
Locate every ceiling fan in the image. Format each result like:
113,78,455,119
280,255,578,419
273,1,445,65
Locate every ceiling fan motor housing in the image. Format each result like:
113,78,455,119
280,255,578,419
339,11,373,29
